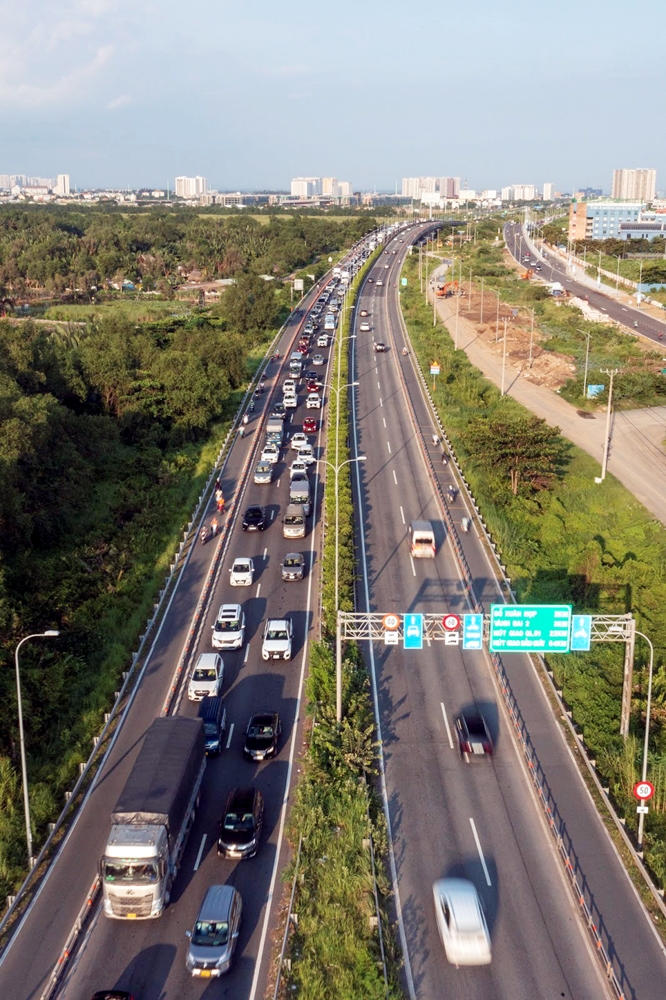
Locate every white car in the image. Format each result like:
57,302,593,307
261,442,279,464
376,280,383,286
359,322,370,332
297,444,315,465
290,431,308,450
283,393,298,409
432,879,491,966
262,618,293,660
188,653,224,701
306,393,321,409
283,379,297,394
317,334,329,348
211,603,246,650
290,458,309,479
312,354,325,365
229,557,254,587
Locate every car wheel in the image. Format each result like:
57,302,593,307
262,652,269,660
284,652,291,660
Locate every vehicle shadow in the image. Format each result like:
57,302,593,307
113,942,177,999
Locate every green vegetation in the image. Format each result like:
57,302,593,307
283,249,402,999
401,249,666,888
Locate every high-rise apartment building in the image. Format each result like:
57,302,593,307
612,168,656,202
290,177,322,198
54,174,70,196
401,176,460,199
542,182,555,201
175,176,208,198
0,175,10,190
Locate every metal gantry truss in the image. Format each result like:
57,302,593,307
338,611,637,736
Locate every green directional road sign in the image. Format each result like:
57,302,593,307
489,604,572,653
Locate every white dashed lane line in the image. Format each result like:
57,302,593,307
470,818,492,886
399,505,405,523
383,417,387,428
226,722,235,749
387,441,391,454
393,470,398,485
440,701,454,749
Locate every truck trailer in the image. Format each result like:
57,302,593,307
100,716,206,919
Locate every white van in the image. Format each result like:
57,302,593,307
324,314,336,331
410,520,436,558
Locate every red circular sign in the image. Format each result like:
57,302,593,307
633,781,655,801
382,613,400,631
442,614,461,632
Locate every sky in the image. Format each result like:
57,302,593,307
2,0,665,194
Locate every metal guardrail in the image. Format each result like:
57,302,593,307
394,283,630,999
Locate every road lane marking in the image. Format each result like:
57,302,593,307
263,547,268,558
440,701,454,749
380,397,383,407
226,722,235,749
470,818,492,886
194,835,207,872
387,441,391,453
243,644,250,663
409,554,416,576
256,583,261,597
277,478,281,487
399,505,405,523
393,470,398,485
377,381,381,389
383,417,387,428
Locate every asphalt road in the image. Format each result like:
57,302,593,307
347,235,666,999
0,240,374,1000
505,221,666,342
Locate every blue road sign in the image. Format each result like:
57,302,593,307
403,613,424,650
463,614,484,650
570,614,592,651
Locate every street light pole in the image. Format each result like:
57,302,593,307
597,368,619,482
635,630,654,850
14,630,60,866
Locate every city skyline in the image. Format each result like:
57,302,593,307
1,0,665,192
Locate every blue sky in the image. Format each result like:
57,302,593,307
2,0,665,193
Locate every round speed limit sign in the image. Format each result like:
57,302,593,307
633,780,655,801
442,614,461,632
382,613,400,631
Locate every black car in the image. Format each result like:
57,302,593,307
243,712,281,760
281,552,305,582
91,993,134,1000
456,710,493,758
217,787,265,858
242,504,267,531
305,370,319,382
271,402,287,420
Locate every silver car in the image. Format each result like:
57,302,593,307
186,884,242,977
432,878,491,966
254,461,273,485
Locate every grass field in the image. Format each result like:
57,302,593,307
43,299,193,322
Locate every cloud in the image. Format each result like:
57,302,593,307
107,93,132,109
0,44,115,108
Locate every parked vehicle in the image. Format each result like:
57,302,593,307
185,884,243,977
101,718,206,919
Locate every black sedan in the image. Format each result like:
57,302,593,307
456,710,493,759
243,712,281,760
242,504,267,531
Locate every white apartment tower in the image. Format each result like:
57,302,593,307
175,176,208,198
612,168,656,202
54,174,70,196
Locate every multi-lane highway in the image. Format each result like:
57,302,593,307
347,237,666,999
0,236,376,1000
505,221,666,342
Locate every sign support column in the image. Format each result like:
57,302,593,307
621,617,636,737
336,611,343,724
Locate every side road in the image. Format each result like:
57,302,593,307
434,294,666,526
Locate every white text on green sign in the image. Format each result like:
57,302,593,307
489,604,572,653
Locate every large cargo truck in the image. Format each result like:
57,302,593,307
266,417,285,447
100,716,206,919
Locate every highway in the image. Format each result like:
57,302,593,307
347,236,666,999
0,239,373,1000
505,221,666,342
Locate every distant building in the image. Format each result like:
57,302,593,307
542,182,555,201
175,175,208,198
568,199,643,241
290,177,322,198
54,174,70,196
402,176,460,200
0,174,10,190
612,168,656,202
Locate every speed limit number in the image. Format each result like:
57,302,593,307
633,780,655,801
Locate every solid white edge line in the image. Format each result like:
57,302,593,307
469,818,492,886
247,429,321,1000
440,702,454,750
226,722,235,749
350,287,417,1000
193,835,207,872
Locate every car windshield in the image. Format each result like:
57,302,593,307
102,860,158,883
267,627,288,641
216,619,239,631
204,722,219,736
285,557,300,567
224,811,255,831
248,723,274,738
193,666,217,681
192,920,229,947
233,563,250,573
285,516,301,524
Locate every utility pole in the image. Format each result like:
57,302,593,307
529,309,535,368
496,295,500,342
480,278,484,324
596,369,619,482
501,318,508,395
468,270,472,311
455,290,460,350
582,329,592,398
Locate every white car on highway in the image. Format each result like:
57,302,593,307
229,557,255,587
306,393,321,409
211,603,246,650
290,458,309,480
262,618,293,660
261,442,280,464
290,431,308,450
283,393,298,409
188,652,224,701
432,878,491,966
359,321,371,332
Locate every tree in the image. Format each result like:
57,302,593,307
467,414,563,495
222,272,278,335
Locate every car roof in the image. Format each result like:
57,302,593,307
225,786,258,812
197,883,237,922
284,552,304,561
434,878,483,931
219,603,241,617
461,710,487,732
250,711,277,724
232,556,252,566
266,617,290,627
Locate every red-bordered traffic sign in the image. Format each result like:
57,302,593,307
382,613,401,631
633,780,655,801
442,614,461,632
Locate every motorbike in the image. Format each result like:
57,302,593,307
199,526,208,545
461,517,470,533
248,400,255,412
